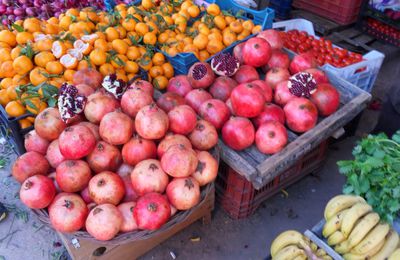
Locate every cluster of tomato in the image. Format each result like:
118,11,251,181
282,30,363,68
366,18,400,46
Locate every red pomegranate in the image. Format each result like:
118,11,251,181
274,80,297,106
59,125,96,159
222,117,255,151
121,87,153,117
12,151,49,183
156,92,186,112
75,83,95,97
310,83,340,116
226,98,234,114
257,29,284,50
34,108,66,141
242,37,272,67
289,52,317,74
233,65,260,84
80,187,93,204
192,151,218,186
166,177,200,210
122,135,157,166
284,98,318,133
117,163,134,177
134,193,171,230
167,75,193,96
84,93,120,124
88,171,125,205
199,99,230,130
233,42,245,64
255,121,288,154
121,175,138,202
46,140,65,168
230,83,265,117
87,141,122,173
253,103,286,128
266,49,290,69
251,80,273,102
99,111,134,145
135,103,169,140
157,133,192,158
161,144,198,177
129,80,154,97
188,62,215,89
209,76,238,102
20,175,56,209
73,68,102,89
168,105,197,135
49,193,89,233
265,67,291,90
184,89,212,113
56,160,92,192
188,120,218,151
117,202,138,232
24,130,49,155
78,122,100,140
86,204,123,240
304,68,330,85
131,159,169,196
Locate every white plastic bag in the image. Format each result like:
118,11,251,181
233,0,258,8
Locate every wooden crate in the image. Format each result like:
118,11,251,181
57,184,215,260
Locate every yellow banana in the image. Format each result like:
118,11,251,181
341,202,372,238
270,230,307,257
343,239,385,260
310,242,318,252
389,248,400,260
346,212,380,249
273,245,306,260
351,223,390,255
293,255,307,260
328,231,346,246
324,195,365,220
371,229,399,260
335,240,353,254
322,209,349,238
316,248,327,257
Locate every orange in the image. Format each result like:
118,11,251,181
34,51,55,68
158,32,169,44
26,116,35,123
51,41,67,59
143,32,157,45
207,39,224,54
23,18,41,33
138,57,152,71
237,29,251,40
229,21,243,34
10,46,21,60
252,25,262,34
199,26,210,36
99,63,115,76
225,15,235,25
166,46,178,57
183,44,198,53
81,33,99,44
199,50,210,61
0,89,9,106
63,69,76,81
138,46,147,56
48,17,59,25
111,54,127,69
105,27,119,42
122,19,136,32
149,65,164,78
16,32,34,45
59,16,73,31
1,61,16,78
19,119,32,129
222,31,237,46
66,8,79,17
89,49,107,66
146,21,159,34
116,70,128,82
116,26,127,39
70,21,92,35
208,32,223,42
0,48,12,62
183,37,193,45
207,3,220,16
141,0,154,10
135,23,149,36
6,85,17,100
0,30,16,47
124,60,139,74
12,74,29,85
35,39,53,52
5,101,26,117
163,16,174,26
127,73,136,81
193,33,209,50
126,46,141,61
0,42,10,48
243,20,254,31
94,38,109,52
25,97,47,115
44,23,60,35
179,9,190,20
73,40,92,55
161,63,174,79
29,67,47,86
214,15,227,30
153,76,168,90
13,55,34,75
1,78,13,89
112,39,129,55
152,52,165,66
187,5,200,18
46,61,64,74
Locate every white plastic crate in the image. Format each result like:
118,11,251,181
273,19,385,93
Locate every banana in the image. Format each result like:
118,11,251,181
351,223,390,255
310,242,318,252
316,248,328,257
273,245,306,260
371,229,399,260
293,255,307,260
327,231,346,246
323,209,349,238
343,239,385,260
341,202,372,238
346,212,380,249
389,248,400,260
335,240,353,254
322,256,333,260
270,230,307,257
324,195,365,220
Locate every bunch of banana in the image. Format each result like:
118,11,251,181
323,194,400,260
270,230,332,260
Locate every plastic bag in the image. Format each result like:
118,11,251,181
233,0,258,8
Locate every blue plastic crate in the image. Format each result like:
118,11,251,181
269,0,292,19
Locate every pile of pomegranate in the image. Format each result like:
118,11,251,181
12,70,219,241
164,29,341,154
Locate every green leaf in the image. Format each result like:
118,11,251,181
337,160,353,174
47,97,57,107
12,23,24,32
365,157,384,168
343,185,354,194
24,99,38,111
392,131,400,144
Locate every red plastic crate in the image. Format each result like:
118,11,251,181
293,0,362,25
215,141,328,219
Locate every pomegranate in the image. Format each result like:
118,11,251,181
87,203,97,211
20,175,56,209
24,130,49,155
199,99,230,130
121,175,138,202
49,193,88,233
274,80,297,106
192,151,218,186
210,53,240,77
134,193,171,230
135,103,169,140
121,87,153,117
46,140,66,168
166,177,200,210
99,111,134,145
289,52,317,74
117,202,138,232
78,122,100,140
157,133,192,158
257,29,284,50
56,160,92,192
59,125,96,159
168,105,197,135
251,80,273,102
266,49,290,69
81,187,93,204
167,75,192,96
284,97,318,133
265,67,290,90
222,117,255,150
75,83,95,97
226,98,234,114
88,171,125,205
117,163,134,177
304,68,330,85
73,68,102,89
230,83,265,117
255,121,288,154
84,93,120,124
128,80,154,97
233,65,259,84
156,92,186,112
184,89,212,113
12,151,49,183
122,135,157,166
188,62,215,89
161,144,198,177
253,103,286,128
310,83,340,116
242,37,272,67
34,108,66,141
233,42,245,64
87,141,122,173
86,204,123,240
209,76,238,102
188,120,218,150
131,159,169,196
